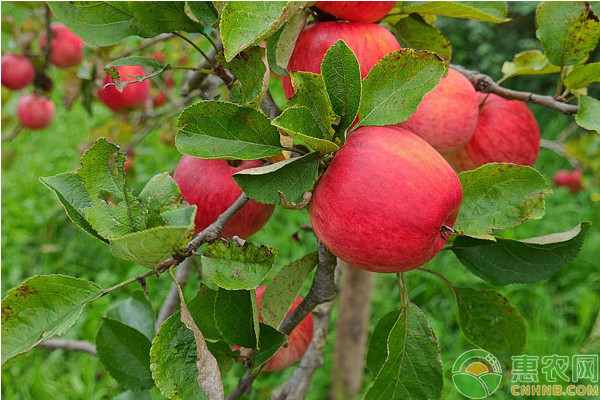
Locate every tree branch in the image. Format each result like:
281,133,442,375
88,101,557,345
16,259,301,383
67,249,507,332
451,64,579,115
181,40,222,96
261,91,283,120
117,33,175,59
155,257,195,331
37,338,97,356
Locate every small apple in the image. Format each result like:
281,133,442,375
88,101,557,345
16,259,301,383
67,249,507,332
173,156,275,238
39,23,84,68
17,94,56,130
310,126,462,273
397,68,479,154
553,169,583,193
315,1,397,23
282,22,401,99
1,53,35,90
98,65,151,112
444,93,540,172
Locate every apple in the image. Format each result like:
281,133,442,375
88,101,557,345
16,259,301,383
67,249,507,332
315,1,397,23
553,169,583,193
310,126,463,273
1,53,35,90
397,68,479,154
282,22,401,99
17,94,56,130
173,156,275,238
124,150,135,174
444,93,540,172
39,23,84,68
98,65,151,112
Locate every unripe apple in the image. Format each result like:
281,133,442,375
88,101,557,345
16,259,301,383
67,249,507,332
553,169,583,193
39,23,84,68
310,126,462,273
98,65,151,112
17,94,56,130
1,53,35,90
282,22,401,99
397,68,479,153
173,156,275,238
315,1,397,23
445,93,540,172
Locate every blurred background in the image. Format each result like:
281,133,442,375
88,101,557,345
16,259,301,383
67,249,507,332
2,2,599,399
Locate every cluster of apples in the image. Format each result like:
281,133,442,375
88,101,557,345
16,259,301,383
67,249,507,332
553,169,583,193
1,23,83,130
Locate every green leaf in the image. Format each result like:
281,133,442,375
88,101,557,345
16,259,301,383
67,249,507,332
201,239,278,290
565,63,600,90
96,318,153,391
366,310,399,376
455,163,551,240
186,2,219,26
220,1,306,61
455,288,526,362
397,1,509,23
214,288,259,348
114,391,152,400
138,172,188,228
502,49,562,81
536,1,600,67
357,49,445,127
206,340,236,374
129,2,203,35
576,95,600,131
107,291,155,341
232,153,320,205
106,56,165,71
453,222,591,285
364,303,443,400
391,14,452,67
265,27,288,76
221,46,269,107
188,285,223,342
176,101,284,160
321,40,362,135
261,252,318,328
275,10,309,70
252,323,287,373
1,275,102,364
271,106,340,154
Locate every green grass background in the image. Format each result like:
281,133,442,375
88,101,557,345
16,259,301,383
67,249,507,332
2,2,599,399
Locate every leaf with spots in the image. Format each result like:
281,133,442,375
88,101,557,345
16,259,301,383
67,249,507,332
129,2,204,35
396,1,509,23
221,46,269,107
271,106,340,154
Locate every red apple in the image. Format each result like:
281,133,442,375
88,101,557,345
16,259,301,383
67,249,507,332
39,23,84,68
310,126,462,273
282,22,401,99
553,169,583,193
17,94,56,130
1,53,35,90
445,93,540,172
315,1,397,23
397,68,479,154
98,65,151,112
173,156,275,238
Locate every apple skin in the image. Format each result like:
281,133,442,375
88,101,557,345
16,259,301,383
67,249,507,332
282,22,401,99
397,68,479,154
553,169,583,193
39,23,84,68
310,126,463,273
17,94,56,130
98,65,151,112
173,156,275,238
444,93,540,172
315,1,397,23
255,286,313,371
1,53,35,90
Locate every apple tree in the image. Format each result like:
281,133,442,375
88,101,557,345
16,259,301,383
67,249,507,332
1,2,599,399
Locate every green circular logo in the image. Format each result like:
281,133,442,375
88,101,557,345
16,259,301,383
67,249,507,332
452,349,503,399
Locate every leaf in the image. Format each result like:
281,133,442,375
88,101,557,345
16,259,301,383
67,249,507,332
214,288,259,348
391,14,452,67
366,310,399,376
364,303,443,400
453,222,591,285
455,163,551,240
454,288,526,362
106,56,165,71
114,391,152,400
129,2,203,35
565,63,600,90
275,10,309,70
201,239,278,290
220,1,306,61
397,1,509,23
186,2,219,26
138,172,188,228
232,153,320,205
221,46,269,107
536,1,600,67
271,107,340,154
107,291,155,341
576,95,600,131
1,275,102,364
357,49,445,127
252,323,287,373
188,285,223,342
501,49,562,79
265,27,288,76
261,252,318,328
176,101,284,160
96,318,153,390
321,40,362,135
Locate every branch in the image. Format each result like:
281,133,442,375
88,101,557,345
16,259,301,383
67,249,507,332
181,39,222,96
42,4,52,71
117,33,175,59
261,91,283,120
37,338,97,356
155,257,195,331
451,64,579,115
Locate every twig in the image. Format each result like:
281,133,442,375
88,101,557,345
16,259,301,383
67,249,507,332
155,257,195,332
118,33,175,59
540,139,580,168
172,32,214,67
42,4,52,71
37,338,97,355
261,91,283,120
451,64,579,115
419,268,456,294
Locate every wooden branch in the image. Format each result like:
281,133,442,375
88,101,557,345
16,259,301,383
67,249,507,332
180,39,222,96
37,338,97,356
155,257,195,331
451,64,579,115
261,91,283,120
117,33,175,59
